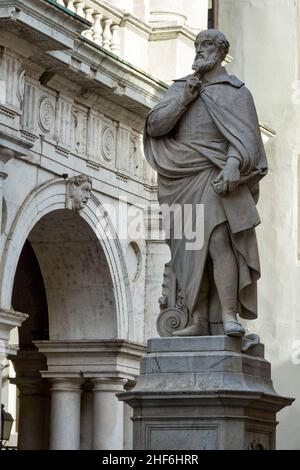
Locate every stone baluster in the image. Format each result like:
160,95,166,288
65,0,76,12
111,24,120,55
56,0,65,6
103,18,113,51
74,1,85,17
83,6,94,41
92,12,103,46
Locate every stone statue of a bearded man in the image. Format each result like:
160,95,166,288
144,29,268,337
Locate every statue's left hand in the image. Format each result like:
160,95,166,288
213,158,240,195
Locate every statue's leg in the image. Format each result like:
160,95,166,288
173,267,210,336
208,223,245,337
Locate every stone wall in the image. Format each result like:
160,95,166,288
219,0,300,450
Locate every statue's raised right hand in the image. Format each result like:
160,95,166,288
180,76,202,107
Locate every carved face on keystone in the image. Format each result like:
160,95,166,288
73,181,92,210
68,175,92,211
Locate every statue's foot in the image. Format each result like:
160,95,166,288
223,320,245,338
172,322,209,337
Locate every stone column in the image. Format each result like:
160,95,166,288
10,349,49,449
0,308,28,438
92,378,126,450
49,378,83,450
14,378,49,450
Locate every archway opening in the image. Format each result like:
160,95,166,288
27,209,117,341
10,209,117,449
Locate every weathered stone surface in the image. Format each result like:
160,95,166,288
119,336,294,450
144,30,267,340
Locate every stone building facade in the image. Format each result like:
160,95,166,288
0,0,299,450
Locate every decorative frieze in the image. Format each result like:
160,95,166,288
22,80,38,133
21,130,37,144
115,124,151,183
87,111,117,167
71,106,88,155
19,75,153,185
86,160,100,171
0,48,25,110
56,95,72,147
16,69,26,104
101,125,116,163
0,106,17,119
116,122,131,174
38,96,55,133
131,133,145,180
38,92,56,139
87,110,102,162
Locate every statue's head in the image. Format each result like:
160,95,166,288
67,175,92,211
192,29,230,74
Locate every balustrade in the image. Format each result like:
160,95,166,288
55,0,121,54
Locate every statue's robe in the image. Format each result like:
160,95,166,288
144,67,267,322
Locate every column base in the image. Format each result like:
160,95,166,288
119,336,294,450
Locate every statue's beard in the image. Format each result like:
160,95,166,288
192,53,221,75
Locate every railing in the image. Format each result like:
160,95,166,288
52,0,200,82
55,0,122,55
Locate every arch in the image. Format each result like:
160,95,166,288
0,178,132,339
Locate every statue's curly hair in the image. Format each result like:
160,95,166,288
70,175,92,187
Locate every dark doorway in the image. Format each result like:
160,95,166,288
11,239,50,450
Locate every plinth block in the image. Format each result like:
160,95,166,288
119,336,293,450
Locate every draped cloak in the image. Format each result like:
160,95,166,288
144,68,268,321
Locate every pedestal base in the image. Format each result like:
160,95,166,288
119,336,294,450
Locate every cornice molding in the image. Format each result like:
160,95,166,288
150,24,196,43
0,0,90,51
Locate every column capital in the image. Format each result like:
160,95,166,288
91,377,127,392
49,377,84,393
0,308,28,342
0,309,28,366
11,377,49,396
10,348,47,375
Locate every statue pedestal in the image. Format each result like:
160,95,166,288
119,336,293,450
